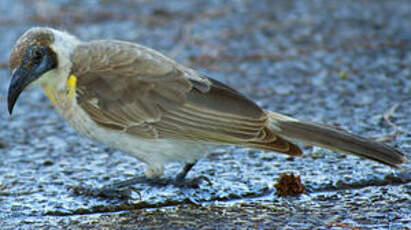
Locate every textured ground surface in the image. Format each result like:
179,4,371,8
0,0,410,229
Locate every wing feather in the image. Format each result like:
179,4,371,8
71,40,302,156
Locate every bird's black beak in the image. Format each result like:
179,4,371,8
7,46,57,115
7,67,34,115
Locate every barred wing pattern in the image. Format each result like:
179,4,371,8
71,41,302,156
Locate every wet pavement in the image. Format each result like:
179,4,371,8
0,0,410,229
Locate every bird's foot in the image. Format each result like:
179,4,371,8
173,175,211,188
69,184,137,199
69,176,210,199
69,176,149,199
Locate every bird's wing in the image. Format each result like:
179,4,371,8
71,40,301,156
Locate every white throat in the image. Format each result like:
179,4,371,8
39,29,81,91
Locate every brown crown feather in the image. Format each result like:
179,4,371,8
8,28,55,73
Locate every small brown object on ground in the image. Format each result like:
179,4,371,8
274,172,305,196
328,222,361,230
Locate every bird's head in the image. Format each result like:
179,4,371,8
7,27,79,114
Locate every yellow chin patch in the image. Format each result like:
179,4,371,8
44,85,57,106
42,74,77,107
66,74,77,100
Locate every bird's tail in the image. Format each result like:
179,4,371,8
267,111,407,168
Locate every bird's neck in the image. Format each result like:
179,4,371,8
41,74,77,113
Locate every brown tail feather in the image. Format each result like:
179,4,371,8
267,111,407,168
246,127,303,156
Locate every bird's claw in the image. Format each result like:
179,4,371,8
68,185,138,200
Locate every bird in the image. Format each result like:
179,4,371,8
7,27,407,196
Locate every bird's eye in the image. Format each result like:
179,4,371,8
32,49,43,62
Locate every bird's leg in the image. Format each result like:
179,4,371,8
71,162,204,199
69,176,165,199
175,161,197,182
173,161,211,187
71,176,181,199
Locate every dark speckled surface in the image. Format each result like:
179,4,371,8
0,0,410,229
